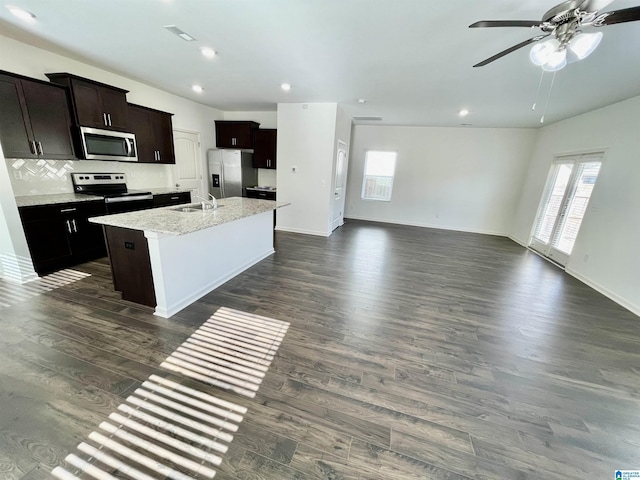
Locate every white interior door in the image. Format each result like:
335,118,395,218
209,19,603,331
530,153,602,266
172,129,203,199
331,141,348,231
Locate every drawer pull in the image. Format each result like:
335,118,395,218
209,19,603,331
60,208,77,213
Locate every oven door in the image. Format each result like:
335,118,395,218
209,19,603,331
104,195,154,214
80,127,138,162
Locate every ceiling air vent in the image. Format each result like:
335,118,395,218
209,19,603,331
353,116,382,121
163,25,196,42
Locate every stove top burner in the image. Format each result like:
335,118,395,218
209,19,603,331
71,173,151,198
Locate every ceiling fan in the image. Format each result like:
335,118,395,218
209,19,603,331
470,0,640,69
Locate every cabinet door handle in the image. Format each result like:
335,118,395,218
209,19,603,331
65,219,72,234
103,113,108,126
36,142,43,156
157,151,161,161
29,141,37,154
60,208,76,213
108,113,112,126
71,219,77,233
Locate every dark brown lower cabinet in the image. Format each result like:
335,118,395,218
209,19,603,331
104,226,156,307
152,192,191,207
19,201,107,274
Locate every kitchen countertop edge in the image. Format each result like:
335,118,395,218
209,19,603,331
90,197,289,236
15,188,193,207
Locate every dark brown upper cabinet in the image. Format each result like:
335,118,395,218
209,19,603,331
253,129,277,169
0,71,75,160
128,103,175,164
215,120,259,149
46,72,129,131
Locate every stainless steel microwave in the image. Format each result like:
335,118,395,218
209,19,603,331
79,126,138,162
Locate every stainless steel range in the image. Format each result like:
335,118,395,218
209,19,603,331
71,173,154,214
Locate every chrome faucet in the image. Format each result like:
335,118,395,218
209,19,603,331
193,193,218,210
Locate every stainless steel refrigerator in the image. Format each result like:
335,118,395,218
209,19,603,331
207,149,258,198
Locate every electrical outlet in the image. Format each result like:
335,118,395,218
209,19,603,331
292,166,297,173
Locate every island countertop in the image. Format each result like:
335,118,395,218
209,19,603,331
89,196,288,236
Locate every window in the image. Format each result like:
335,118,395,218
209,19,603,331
361,150,397,201
530,152,603,266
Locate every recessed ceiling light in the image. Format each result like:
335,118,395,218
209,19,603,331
459,109,470,117
357,99,367,104
163,25,196,42
201,47,216,58
6,5,36,23
192,85,203,93
281,83,291,91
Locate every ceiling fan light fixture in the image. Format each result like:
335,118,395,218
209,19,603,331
530,38,560,66
569,32,603,59
542,48,567,71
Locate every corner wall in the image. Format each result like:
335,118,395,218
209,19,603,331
345,125,536,235
276,103,338,236
511,95,640,316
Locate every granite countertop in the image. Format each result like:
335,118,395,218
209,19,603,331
90,197,289,236
15,193,104,207
14,188,192,207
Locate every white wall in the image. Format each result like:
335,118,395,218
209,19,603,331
276,103,339,236
345,126,536,235
511,95,640,316
223,111,277,128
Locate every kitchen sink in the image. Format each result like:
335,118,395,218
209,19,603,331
172,204,223,213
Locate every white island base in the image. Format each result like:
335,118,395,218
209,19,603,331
146,210,274,318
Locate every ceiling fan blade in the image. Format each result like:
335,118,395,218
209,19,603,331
594,5,640,25
473,34,550,67
579,0,614,12
469,20,542,28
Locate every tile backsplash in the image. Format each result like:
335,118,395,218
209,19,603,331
7,158,173,196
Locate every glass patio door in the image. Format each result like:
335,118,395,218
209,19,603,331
530,153,602,266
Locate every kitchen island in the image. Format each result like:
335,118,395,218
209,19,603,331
90,197,287,318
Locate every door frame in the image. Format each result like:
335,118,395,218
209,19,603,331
331,140,349,232
529,149,606,266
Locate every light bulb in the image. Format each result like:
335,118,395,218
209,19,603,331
569,32,603,60
542,49,567,72
6,5,36,23
530,39,559,66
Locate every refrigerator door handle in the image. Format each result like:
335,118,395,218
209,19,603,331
220,160,226,198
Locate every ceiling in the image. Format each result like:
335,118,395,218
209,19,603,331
1,0,639,128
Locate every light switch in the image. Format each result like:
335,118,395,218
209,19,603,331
292,166,298,173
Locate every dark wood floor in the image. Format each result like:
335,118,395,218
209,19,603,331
1,219,639,479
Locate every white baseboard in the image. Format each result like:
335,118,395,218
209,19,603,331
344,215,508,237
507,237,639,318
0,253,38,284
154,248,275,318
507,235,528,248
565,267,640,318
275,226,330,237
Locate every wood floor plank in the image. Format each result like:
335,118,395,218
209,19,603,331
1,220,638,479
